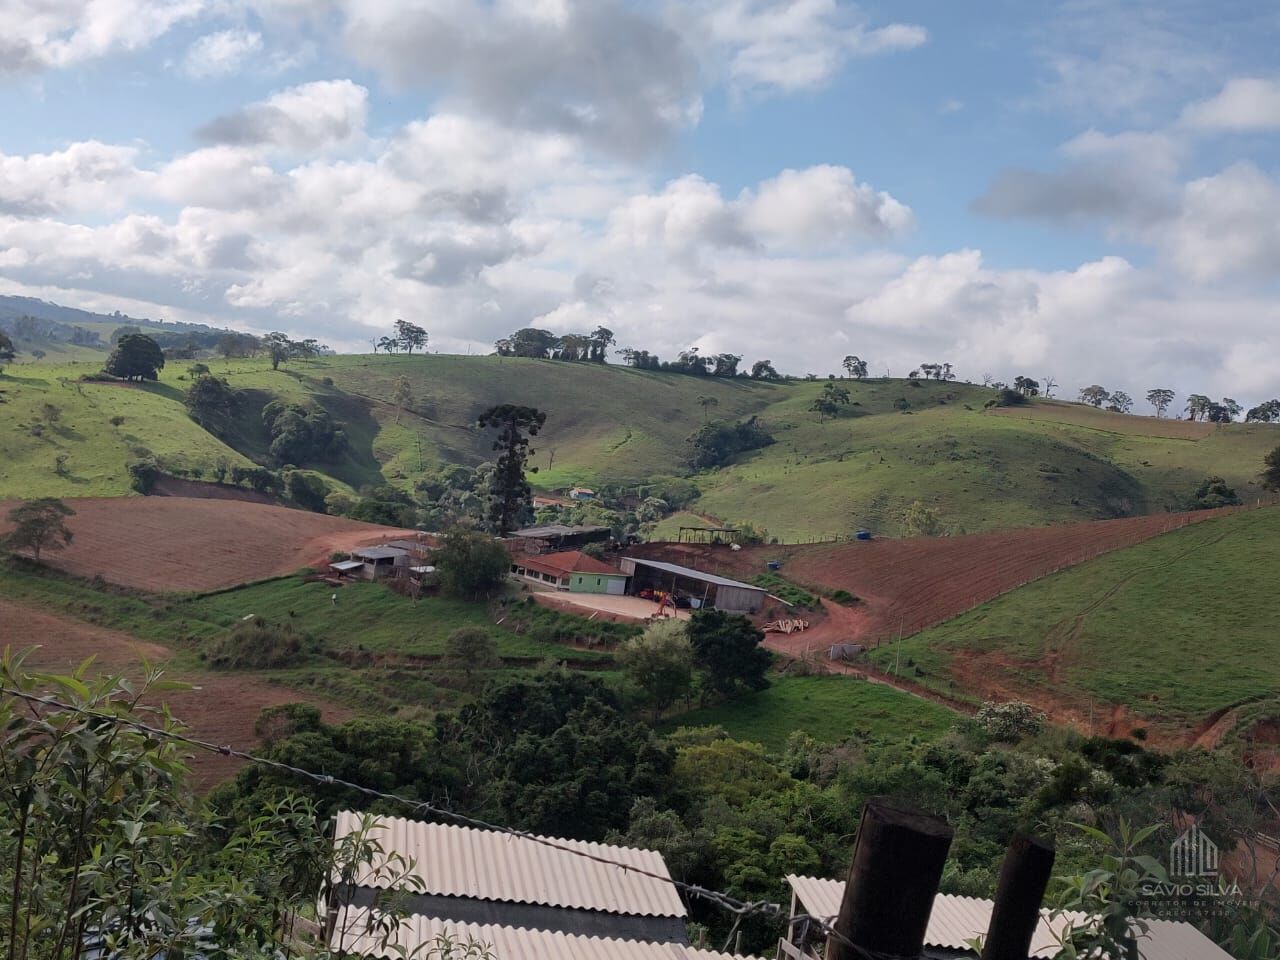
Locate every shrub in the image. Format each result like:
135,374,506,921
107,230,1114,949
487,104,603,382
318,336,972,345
127,458,161,494
503,599,641,648
830,588,858,604
973,701,1046,742
206,618,318,669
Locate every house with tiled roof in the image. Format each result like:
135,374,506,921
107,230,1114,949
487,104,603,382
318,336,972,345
510,549,630,595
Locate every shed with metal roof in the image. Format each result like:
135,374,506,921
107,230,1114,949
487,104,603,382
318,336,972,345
783,875,1234,960
329,812,688,945
619,557,767,614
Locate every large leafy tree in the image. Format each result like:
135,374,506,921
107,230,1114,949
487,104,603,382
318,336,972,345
1106,390,1133,414
1146,388,1175,418
842,355,868,379
3,498,75,562
103,333,165,381
435,528,510,598
0,331,15,362
1185,393,1212,421
1245,399,1280,423
687,609,771,699
618,620,694,721
394,318,428,354
1078,384,1110,407
478,403,546,534
184,374,238,428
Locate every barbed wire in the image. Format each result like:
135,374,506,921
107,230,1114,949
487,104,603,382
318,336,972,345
0,685,901,960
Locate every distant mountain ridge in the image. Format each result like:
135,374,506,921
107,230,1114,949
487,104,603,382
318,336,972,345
0,294,219,335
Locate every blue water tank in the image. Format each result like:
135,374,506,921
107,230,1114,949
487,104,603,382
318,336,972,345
855,529,872,541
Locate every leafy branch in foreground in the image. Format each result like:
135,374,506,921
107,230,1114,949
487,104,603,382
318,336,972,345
0,648,492,960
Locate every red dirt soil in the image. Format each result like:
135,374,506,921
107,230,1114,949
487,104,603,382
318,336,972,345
635,506,1239,647
0,497,416,592
1,599,350,788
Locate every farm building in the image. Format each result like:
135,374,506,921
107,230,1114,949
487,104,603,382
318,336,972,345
325,812,695,948
781,875,1233,960
568,486,596,501
511,550,630,594
619,557,767,614
510,523,611,550
349,545,409,580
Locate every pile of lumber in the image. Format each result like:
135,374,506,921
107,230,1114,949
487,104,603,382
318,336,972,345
763,618,810,634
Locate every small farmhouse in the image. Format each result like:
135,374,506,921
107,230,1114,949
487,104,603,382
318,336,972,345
568,486,596,501
619,557,766,614
511,550,630,594
349,545,409,580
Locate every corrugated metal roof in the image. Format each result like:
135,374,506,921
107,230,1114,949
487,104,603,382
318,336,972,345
513,524,611,539
353,546,408,560
331,909,756,960
334,812,686,918
622,557,766,592
785,877,1233,960
330,560,365,571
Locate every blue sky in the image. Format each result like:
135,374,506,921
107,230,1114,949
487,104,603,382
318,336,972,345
2,1,1279,404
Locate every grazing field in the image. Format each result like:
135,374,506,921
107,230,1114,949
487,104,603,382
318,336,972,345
1,599,350,787
663,674,956,750
3,355,1278,539
0,496,414,591
863,506,1280,742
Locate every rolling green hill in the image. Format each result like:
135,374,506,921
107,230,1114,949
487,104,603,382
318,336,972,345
867,505,1280,739
1,353,1276,538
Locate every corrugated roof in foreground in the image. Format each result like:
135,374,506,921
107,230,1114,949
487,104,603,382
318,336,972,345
622,557,766,592
786,876,1234,960
334,812,686,918
331,909,757,960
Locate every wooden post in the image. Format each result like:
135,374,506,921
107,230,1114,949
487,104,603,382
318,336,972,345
827,797,953,960
980,834,1056,960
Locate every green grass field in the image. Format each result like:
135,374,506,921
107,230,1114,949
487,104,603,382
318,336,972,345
867,506,1280,732
0,561,615,714
2,354,1277,538
663,674,957,750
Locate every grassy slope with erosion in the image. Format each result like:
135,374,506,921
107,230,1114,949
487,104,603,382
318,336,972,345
2,354,1275,538
866,505,1280,737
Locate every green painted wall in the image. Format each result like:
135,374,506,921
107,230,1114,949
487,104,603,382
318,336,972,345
569,573,627,594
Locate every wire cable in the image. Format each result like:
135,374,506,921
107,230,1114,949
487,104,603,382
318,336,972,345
1,685,900,959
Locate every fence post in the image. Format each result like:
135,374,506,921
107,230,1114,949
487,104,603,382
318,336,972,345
827,797,954,960
979,833,1056,960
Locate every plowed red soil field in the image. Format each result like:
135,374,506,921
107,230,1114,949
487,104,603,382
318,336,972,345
0,599,349,787
0,497,415,592
635,507,1240,648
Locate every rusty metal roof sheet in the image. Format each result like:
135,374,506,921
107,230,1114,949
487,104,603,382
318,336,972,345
331,909,757,960
785,876,1233,960
334,812,686,918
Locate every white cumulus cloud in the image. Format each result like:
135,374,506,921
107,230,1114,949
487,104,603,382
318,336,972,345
181,27,264,78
